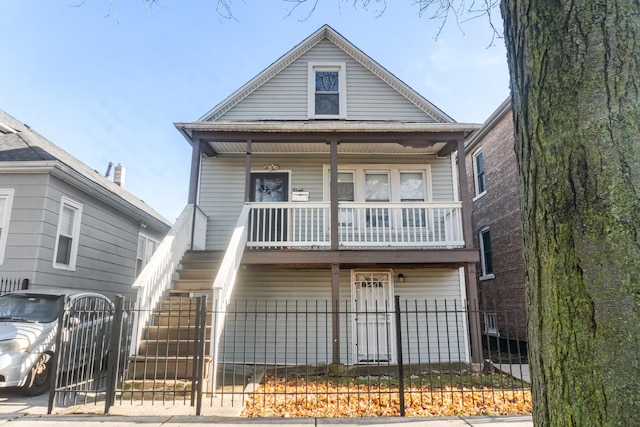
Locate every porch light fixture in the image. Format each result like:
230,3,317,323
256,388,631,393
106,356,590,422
264,164,279,171
397,273,404,282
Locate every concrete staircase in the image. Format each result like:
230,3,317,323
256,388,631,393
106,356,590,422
124,250,223,395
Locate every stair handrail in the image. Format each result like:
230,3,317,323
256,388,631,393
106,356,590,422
130,203,205,353
209,203,251,392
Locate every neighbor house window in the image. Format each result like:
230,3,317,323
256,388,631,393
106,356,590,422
136,234,159,277
479,227,494,279
53,197,82,270
472,148,486,198
484,312,499,336
308,62,346,119
0,189,15,265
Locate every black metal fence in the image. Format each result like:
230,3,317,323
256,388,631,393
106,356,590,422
210,297,530,417
0,277,28,295
47,296,530,417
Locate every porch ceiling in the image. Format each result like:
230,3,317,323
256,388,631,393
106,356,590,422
175,121,481,156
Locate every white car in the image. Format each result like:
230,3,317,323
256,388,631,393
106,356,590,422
0,289,115,396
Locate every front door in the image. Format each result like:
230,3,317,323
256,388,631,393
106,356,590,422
352,270,395,363
249,173,289,242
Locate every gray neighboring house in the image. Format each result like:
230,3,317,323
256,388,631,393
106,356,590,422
0,109,172,301
464,98,527,352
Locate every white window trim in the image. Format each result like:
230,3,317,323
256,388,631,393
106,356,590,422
0,189,15,265
53,196,83,271
308,62,347,119
323,164,432,202
472,148,487,200
136,232,159,276
479,226,495,280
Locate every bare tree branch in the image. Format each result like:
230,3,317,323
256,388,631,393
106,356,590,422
283,0,388,20
215,0,239,21
277,0,500,43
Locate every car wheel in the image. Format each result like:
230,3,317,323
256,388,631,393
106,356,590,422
21,353,53,396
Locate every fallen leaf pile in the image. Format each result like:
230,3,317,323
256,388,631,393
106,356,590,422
242,375,532,417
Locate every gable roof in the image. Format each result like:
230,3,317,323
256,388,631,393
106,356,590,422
0,109,172,229
199,24,454,123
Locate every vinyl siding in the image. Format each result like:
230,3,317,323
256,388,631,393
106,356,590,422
0,172,166,301
199,154,455,250
431,158,455,201
219,267,467,365
0,173,48,285
218,40,433,122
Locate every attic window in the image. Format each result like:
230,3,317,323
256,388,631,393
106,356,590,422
308,62,346,119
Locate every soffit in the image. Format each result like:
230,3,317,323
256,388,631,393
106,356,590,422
176,120,480,155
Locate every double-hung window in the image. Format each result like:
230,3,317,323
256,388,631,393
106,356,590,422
479,227,494,279
400,172,426,227
365,172,390,227
308,62,346,119
472,148,487,198
0,189,14,265
337,172,355,226
136,234,159,277
53,197,82,270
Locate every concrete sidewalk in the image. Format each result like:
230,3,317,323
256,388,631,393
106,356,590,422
0,414,533,426
0,386,532,426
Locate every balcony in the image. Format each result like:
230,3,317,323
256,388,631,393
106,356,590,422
247,201,464,249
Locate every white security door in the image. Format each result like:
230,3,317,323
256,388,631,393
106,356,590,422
352,270,395,363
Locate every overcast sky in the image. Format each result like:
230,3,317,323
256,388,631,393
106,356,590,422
1,1,510,222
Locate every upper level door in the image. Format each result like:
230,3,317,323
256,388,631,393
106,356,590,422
249,173,289,242
250,173,289,203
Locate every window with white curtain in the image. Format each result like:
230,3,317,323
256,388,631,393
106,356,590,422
53,197,82,270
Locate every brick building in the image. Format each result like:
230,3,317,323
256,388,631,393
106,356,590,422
464,98,528,351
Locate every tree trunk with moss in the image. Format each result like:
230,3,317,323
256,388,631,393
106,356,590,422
501,1,640,425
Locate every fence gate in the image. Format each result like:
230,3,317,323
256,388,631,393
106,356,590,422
47,295,208,414
47,295,126,412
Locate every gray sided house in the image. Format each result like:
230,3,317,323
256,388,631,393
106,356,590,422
0,110,171,301
153,25,482,368
464,98,527,349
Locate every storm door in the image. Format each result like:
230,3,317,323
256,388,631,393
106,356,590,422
352,270,395,363
249,173,289,243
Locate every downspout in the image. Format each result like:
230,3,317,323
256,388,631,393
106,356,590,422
456,138,483,364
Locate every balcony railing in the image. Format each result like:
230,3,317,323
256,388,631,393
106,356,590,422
247,201,464,249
